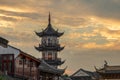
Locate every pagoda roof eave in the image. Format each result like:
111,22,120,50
35,46,65,51
35,31,64,37
35,31,43,37
58,46,65,51
39,60,66,75
44,59,65,66
57,32,64,37
35,25,64,37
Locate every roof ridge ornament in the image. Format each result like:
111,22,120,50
94,66,98,71
104,60,108,65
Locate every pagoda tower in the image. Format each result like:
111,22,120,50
35,13,65,68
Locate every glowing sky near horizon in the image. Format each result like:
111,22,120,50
0,0,120,75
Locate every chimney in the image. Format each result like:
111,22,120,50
0,37,9,48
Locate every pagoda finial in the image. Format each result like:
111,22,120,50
48,12,51,24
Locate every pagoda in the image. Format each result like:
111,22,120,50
35,13,66,80
35,13,65,68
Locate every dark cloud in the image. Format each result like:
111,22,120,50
0,29,37,43
0,16,18,22
0,0,120,23
82,0,120,20
80,0,120,20
50,0,120,21
54,16,88,26
0,0,26,7
1,0,120,21
0,9,42,20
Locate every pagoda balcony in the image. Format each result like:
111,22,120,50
43,58,65,66
40,43,61,47
35,43,64,51
43,58,61,62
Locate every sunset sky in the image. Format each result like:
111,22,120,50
0,0,120,75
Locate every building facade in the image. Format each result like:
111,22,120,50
0,37,40,80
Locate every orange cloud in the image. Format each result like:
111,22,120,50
75,42,120,50
67,32,81,39
94,27,120,40
82,32,96,37
64,69,73,75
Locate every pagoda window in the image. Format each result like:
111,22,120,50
48,53,52,60
44,40,46,45
45,52,48,60
56,38,59,44
42,38,46,45
42,52,45,59
52,52,56,60
48,38,50,44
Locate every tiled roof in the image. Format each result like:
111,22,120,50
0,45,20,58
71,69,90,77
35,13,64,37
71,68,99,79
105,66,120,70
39,60,66,75
97,65,120,73
20,51,40,63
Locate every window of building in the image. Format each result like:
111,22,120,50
9,56,13,60
0,64,1,71
31,62,33,67
27,61,33,67
24,59,27,65
48,38,50,45
19,60,22,65
3,56,7,60
9,62,12,72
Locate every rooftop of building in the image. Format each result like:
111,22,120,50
39,60,66,75
95,61,120,73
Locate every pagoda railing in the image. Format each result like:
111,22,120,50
43,58,62,64
40,44,61,47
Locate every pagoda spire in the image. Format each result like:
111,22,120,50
48,12,51,24
35,12,64,37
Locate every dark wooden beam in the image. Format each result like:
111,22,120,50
22,56,25,80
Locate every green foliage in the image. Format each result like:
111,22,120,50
0,75,5,80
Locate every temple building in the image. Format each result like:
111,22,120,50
35,13,66,80
95,61,120,80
